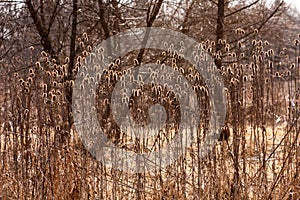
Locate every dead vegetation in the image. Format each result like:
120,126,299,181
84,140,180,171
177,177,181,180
0,31,300,199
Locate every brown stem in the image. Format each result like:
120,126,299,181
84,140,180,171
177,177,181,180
215,0,225,69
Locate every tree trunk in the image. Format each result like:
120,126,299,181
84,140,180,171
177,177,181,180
215,0,225,69
63,0,78,143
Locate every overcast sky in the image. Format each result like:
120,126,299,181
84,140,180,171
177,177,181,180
284,0,300,12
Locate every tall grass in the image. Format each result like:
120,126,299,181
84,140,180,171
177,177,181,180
0,31,299,199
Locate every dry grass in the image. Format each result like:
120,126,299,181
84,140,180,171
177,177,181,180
0,32,300,199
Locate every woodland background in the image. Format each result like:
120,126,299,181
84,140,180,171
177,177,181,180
0,0,300,199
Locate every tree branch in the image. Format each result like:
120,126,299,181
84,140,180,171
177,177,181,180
98,0,110,40
208,0,218,6
146,0,163,27
137,0,163,64
257,1,284,30
225,0,259,18
68,0,78,77
179,0,195,33
25,0,56,57
47,0,61,36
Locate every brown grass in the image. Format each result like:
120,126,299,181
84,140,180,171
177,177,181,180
0,32,299,199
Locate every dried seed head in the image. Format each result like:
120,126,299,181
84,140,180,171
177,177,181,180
57,90,62,96
265,41,269,46
46,116,51,123
258,55,262,63
63,81,68,87
265,52,269,57
233,63,237,69
28,77,33,84
24,87,30,93
29,68,34,74
265,78,269,83
41,51,47,57
258,40,263,46
77,56,82,63
134,59,139,66
46,71,51,77
109,63,116,70
225,46,229,52
87,45,92,51
231,78,239,86
194,55,199,62
195,73,200,81
80,83,85,91
55,126,61,131
32,126,37,132
52,94,57,102
227,67,232,75
19,78,24,84
238,41,242,48
82,32,88,38
70,80,74,87
52,70,58,77
83,50,88,57
256,46,262,52
77,63,82,71
79,41,85,48
238,101,242,106
24,109,29,115
114,58,121,66
268,62,273,69
172,63,178,71
180,67,185,74
290,64,295,69
41,83,47,91
36,61,41,68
